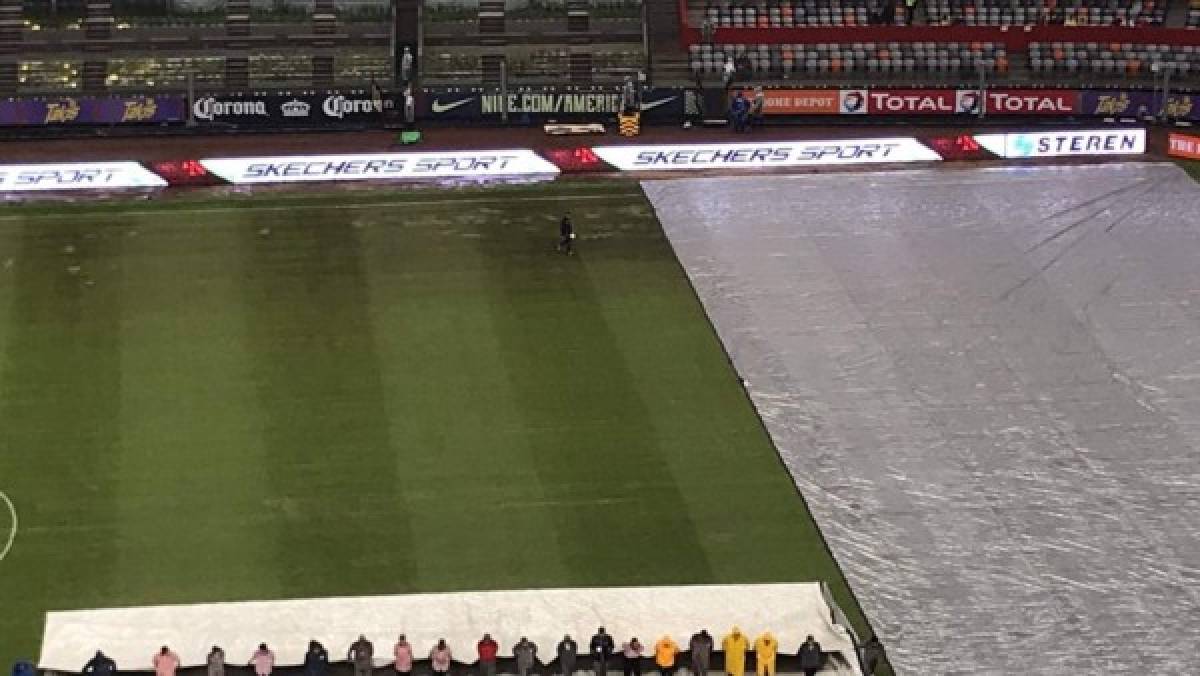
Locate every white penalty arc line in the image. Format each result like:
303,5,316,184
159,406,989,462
0,489,16,562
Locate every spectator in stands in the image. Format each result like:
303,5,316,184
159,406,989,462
83,651,117,676
722,57,735,89
305,641,330,676
796,636,822,676
730,91,750,133
653,635,678,676
154,646,181,676
752,633,776,676
514,637,538,676
207,646,225,676
401,46,414,84
620,638,643,676
250,644,275,676
349,635,375,676
557,635,578,676
701,17,715,45
591,628,615,676
861,637,885,676
478,634,500,676
431,640,453,676
720,628,747,676
394,635,414,676
750,87,765,130
688,630,713,676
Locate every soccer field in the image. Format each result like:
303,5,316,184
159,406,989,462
0,182,868,665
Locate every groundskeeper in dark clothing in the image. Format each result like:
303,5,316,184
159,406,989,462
558,215,575,255
515,638,538,676
688,631,713,676
796,637,822,676
305,642,330,676
861,637,885,676
349,636,375,676
83,652,117,676
558,636,579,676
590,628,615,676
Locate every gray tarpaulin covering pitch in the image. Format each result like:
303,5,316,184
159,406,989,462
643,164,1200,675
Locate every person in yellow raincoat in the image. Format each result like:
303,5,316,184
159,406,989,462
721,628,748,676
752,633,777,676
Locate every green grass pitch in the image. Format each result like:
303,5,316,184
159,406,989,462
0,181,871,665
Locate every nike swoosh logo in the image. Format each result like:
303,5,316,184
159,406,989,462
431,98,475,114
640,97,677,112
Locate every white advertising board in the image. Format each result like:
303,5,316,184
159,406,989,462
200,150,559,184
0,162,167,192
592,138,941,171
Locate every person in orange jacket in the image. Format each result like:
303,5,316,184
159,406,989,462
752,633,776,676
720,628,748,676
652,636,679,676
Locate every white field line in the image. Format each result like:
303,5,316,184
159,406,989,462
0,489,16,562
0,192,645,223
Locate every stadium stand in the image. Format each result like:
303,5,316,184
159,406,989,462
690,40,1008,77
1030,41,1200,78
1188,0,1200,27
697,0,1167,28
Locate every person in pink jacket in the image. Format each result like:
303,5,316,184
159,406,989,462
429,639,452,676
393,635,414,676
153,647,180,676
250,644,275,676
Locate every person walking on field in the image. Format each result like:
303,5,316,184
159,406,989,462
752,633,776,676
430,639,453,676
250,644,275,676
796,636,822,676
720,629,747,676
207,647,226,676
621,638,644,676
591,627,615,676
153,646,181,676
83,651,117,676
478,634,499,676
305,641,330,676
394,635,414,676
558,214,575,255
349,635,375,676
557,635,579,676
688,630,713,676
514,637,539,676
653,636,678,676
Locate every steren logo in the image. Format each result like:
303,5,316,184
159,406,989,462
193,97,267,121
281,99,311,118
323,95,383,119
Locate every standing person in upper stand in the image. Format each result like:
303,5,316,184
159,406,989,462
591,627,616,676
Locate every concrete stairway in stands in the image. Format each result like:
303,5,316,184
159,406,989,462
646,0,692,84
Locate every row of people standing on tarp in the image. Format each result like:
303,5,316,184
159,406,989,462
728,89,765,133
77,627,875,676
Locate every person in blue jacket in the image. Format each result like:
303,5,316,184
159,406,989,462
305,641,330,676
730,91,750,133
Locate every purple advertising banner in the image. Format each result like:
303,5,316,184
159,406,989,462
0,96,186,126
1081,90,1200,122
